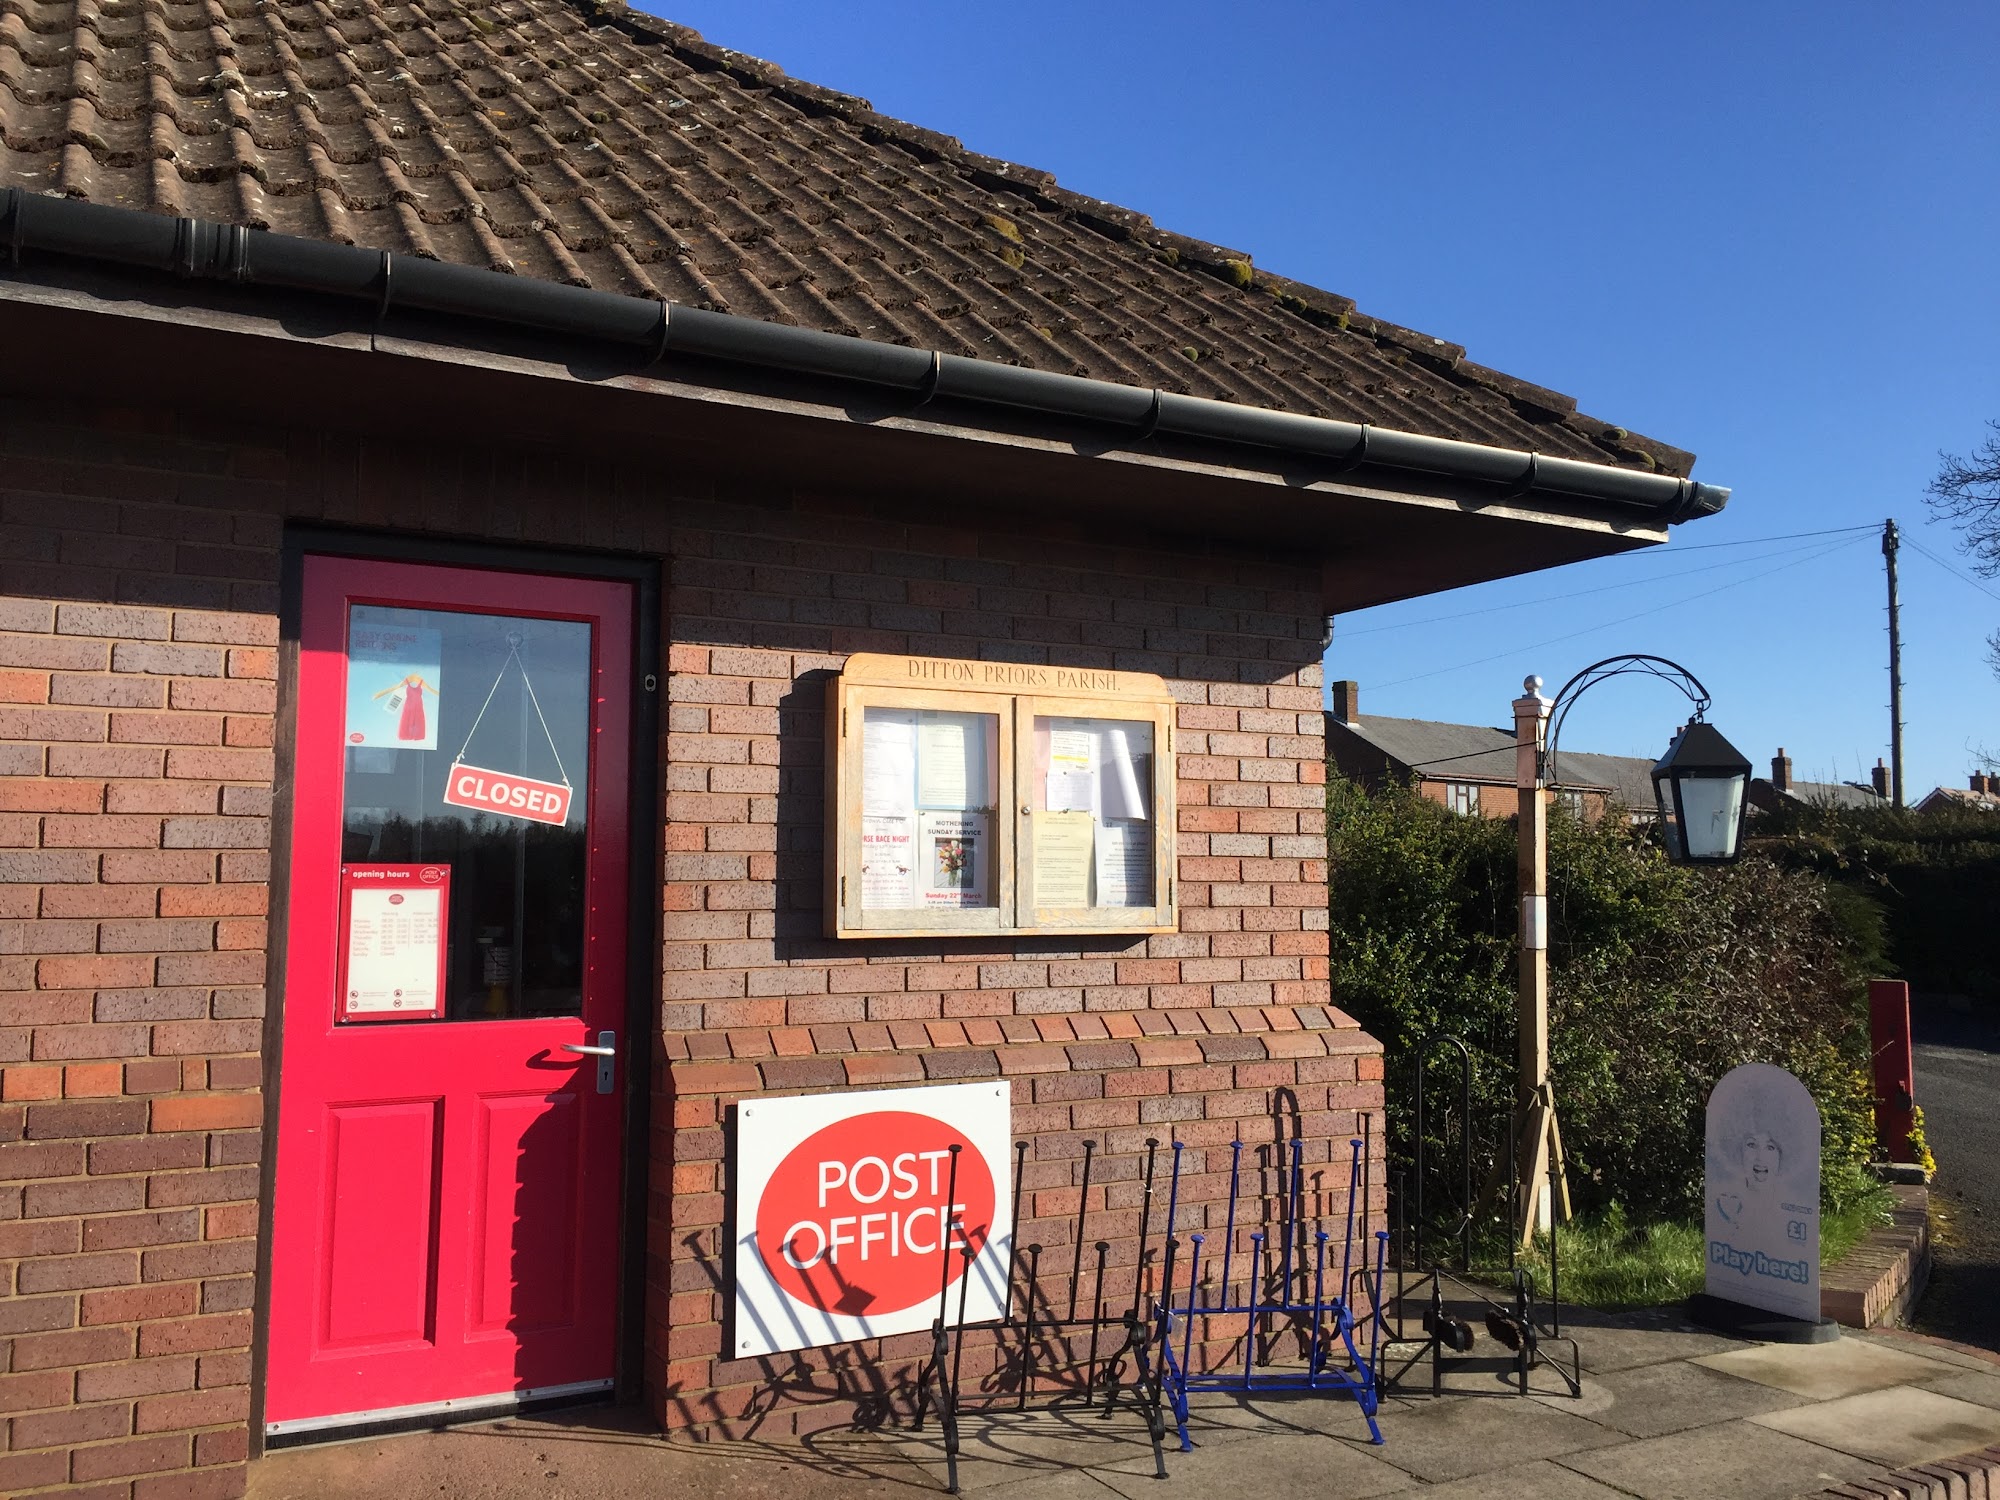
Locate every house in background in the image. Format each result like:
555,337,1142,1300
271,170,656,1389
1327,686,1891,825
1324,680,1659,821
1746,749,1889,815
1914,774,2000,814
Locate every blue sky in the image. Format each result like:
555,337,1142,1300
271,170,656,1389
644,2,2000,797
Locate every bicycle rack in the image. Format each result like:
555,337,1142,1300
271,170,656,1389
1153,1134,1389,1450
1373,1036,1582,1400
912,1138,1171,1495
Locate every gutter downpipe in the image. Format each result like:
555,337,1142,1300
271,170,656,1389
0,189,1728,525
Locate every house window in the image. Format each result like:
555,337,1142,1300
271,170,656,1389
1445,782,1481,816
1556,788,1588,819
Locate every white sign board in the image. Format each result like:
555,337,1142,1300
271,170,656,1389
1703,1062,1820,1322
733,1082,1013,1359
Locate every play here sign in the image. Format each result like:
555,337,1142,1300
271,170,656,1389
733,1082,1013,1357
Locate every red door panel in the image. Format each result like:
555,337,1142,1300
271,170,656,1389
318,1100,442,1350
267,556,632,1433
470,1091,582,1335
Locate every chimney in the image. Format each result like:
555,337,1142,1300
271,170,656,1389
1871,759,1890,798
1975,773,1992,796
1770,748,1792,794
1331,680,1360,726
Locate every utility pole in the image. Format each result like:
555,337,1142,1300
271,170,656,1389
1883,519,1905,809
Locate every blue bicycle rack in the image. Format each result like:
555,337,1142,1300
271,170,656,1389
1154,1135,1389,1450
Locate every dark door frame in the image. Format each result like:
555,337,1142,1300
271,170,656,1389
253,525,662,1451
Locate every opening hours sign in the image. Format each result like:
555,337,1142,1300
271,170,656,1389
732,1082,1013,1358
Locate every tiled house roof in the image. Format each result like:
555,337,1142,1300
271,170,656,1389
1,0,1697,477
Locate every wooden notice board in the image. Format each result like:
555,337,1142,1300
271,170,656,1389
825,654,1177,939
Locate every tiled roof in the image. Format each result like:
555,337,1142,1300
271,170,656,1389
1765,778,1885,812
0,0,1697,477
1328,714,1517,782
1328,711,1666,809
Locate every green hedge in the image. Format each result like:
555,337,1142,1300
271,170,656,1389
1754,802,2000,1004
1325,775,1876,1221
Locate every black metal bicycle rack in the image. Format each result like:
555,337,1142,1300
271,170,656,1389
1374,1036,1582,1400
912,1138,1171,1495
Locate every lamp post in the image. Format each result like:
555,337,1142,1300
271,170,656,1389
1510,656,1750,1243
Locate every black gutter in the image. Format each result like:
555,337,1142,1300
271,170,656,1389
1,188,1727,524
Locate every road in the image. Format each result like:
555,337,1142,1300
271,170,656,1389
1908,1003,2000,1354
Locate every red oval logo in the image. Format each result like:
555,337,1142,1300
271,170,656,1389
754,1111,995,1319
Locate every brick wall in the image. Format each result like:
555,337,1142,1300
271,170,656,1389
660,1007,1385,1436
650,496,1363,1430
2,403,283,1500
0,394,1375,1483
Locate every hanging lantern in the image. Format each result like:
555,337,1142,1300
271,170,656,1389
1651,720,1751,864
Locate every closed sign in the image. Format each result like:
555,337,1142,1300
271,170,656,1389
734,1082,1012,1357
442,763,572,826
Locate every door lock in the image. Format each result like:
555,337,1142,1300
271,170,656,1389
561,1031,617,1094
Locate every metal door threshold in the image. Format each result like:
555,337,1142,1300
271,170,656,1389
264,1378,614,1446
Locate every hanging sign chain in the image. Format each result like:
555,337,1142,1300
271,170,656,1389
452,638,572,789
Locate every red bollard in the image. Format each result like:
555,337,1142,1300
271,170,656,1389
1868,979,1917,1163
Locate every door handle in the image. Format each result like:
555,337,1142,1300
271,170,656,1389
560,1031,617,1093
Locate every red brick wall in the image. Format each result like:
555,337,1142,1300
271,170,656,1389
0,394,1376,1483
660,1008,1385,1437
649,501,1367,1431
2,411,282,1499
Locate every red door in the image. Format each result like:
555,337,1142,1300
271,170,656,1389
266,556,634,1436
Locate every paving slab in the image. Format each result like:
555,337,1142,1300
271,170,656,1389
1861,1329,2000,1373
1694,1337,1954,1400
248,1408,932,1500
1562,1311,1747,1374
852,1406,1169,1491
1749,1385,2000,1468
1088,1428,1409,1499
1560,1419,1879,1500
1376,1457,1635,1499
1331,1388,1624,1483
1530,1358,1810,1439
1918,1368,2000,1409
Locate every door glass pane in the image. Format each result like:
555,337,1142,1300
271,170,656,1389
857,706,998,910
1029,716,1155,907
340,605,592,1021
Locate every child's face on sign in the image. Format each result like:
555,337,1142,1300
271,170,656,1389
1739,1132,1782,1189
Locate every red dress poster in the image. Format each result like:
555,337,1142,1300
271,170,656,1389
395,679,428,742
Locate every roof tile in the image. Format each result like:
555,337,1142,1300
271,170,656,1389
0,0,1694,475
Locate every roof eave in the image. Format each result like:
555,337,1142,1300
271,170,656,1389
0,189,1729,535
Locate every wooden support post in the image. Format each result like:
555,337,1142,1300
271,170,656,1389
1514,677,1552,1245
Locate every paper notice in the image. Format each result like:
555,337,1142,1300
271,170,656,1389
1094,821,1154,907
860,816,916,908
919,812,989,907
916,714,977,809
862,710,917,817
1033,810,1095,907
344,885,444,1014
1047,724,1095,813
1101,728,1149,822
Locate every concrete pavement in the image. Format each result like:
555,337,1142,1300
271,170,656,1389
249,1303,2000,1500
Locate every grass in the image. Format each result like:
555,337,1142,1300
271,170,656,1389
1467,1185,1898,1309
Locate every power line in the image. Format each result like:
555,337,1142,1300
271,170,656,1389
1600,523,1878,556
1337,533,1867,639
1907,538,2000,604
1364,534,1871,695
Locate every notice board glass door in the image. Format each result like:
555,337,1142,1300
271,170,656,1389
265,556,633,1437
